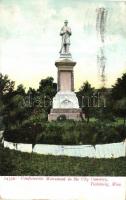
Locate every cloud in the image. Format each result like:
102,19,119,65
105,2,126,37
0,3,32,38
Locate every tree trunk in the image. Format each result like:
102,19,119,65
124,117,126,126
87,115,90,123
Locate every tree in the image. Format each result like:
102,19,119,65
0,73,15,97
0,99,5,130
77,81,95,122
3,94,28,129
114,98,126,126
111,73,126,125
0,74,15,129
94,87,115,122
111,73,126,100
0,74,30,129
16,84,26,96
38,77,57,97
38,77,57,113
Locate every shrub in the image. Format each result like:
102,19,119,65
62,130,80,145
4,122,43,144
28,112,48,124
116,125,126,140
37,122,63,144
3,120,126,145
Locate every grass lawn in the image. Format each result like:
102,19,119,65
89,117,124,125
0,144,126,176
114,118,124,126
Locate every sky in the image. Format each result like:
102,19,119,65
0,0,126,91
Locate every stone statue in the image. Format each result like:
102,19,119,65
59,20,72,55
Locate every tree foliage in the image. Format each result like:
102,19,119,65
111,73,126,125
0,73,15,97
38,77,57,113
77,81,95,122
0,74,57,130
111,73,126,100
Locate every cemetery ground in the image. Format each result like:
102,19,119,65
0,143,126,176
1,118,126,176
0,73,126,176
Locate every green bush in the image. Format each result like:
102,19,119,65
28,112,48,124
42,122,63,144
116,125,126,139
3,120,126,145
62,130,81,145
4,122,43,144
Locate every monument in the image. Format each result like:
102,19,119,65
48,20,82,121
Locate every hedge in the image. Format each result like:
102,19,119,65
3,121,126,145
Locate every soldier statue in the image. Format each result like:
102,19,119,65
59,20,72,54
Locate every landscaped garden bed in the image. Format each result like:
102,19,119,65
4,120,126,145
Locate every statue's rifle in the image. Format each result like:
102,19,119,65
59,40,64,54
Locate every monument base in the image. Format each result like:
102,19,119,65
48,91,83,121
48,108,83,121
53,91,79,109
60,53,72,59
48,53,83,121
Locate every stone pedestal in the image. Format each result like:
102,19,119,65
48,108,82,121
48,56,82,121
56,58,75,92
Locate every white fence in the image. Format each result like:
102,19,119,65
33,144,96,157
3,139,126,158
17,143,32,153
95,142,126,158
4,140,17,150
3,141,32,153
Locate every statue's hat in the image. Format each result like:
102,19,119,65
64,20,68,23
